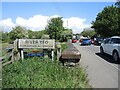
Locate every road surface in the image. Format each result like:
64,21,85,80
73,43,120,88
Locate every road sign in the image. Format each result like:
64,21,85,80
29,51,43,53
18,39,55,49
27,51,43,56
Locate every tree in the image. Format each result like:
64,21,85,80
28,30,40,39
91,5,119,38
28,29,48,39
9,26,28,40
59,29,73,42
45,17,64,40
41,34,50,39
1,32,11,42
80,28,96,38
81,29,96,38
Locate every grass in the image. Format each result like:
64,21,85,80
2,57,90,88
61,42,69,52
2,41,90,88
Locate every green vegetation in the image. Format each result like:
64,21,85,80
9,26,28,40
28,30,48,39
0,51,6,57
2,58,10,64
61,42,70,52
2,57,90,88
92,5,119,38
1,17,73,43
80,28,96,38
0,42,13,57
46,17,73,41
46,17,64,40
59,29,73,42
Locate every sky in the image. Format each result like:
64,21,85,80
0,1,116,33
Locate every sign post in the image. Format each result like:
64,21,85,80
18,39,55,49
51,50,54,61
18,39,55,60
21,49,24,60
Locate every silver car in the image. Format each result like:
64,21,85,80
100,36,120,62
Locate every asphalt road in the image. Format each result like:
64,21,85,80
73,43,120,88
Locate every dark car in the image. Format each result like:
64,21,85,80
72,39,77,43
80,38,91,45
94,38,103,45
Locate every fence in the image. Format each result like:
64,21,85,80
0,47,21,66
1,41,61,66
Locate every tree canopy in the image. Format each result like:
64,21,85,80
91,5,119,38
9,26,28,40
28,30,47,39
59,29,73,42
81,29,96,38
2,17,73,43
45,17,64,40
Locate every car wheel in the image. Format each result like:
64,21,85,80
100,47,104,54
113,51,119,62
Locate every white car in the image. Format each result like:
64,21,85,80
100,36,120,62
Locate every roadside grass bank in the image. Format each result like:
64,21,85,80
2,57,90,88
61,42,70,52
2,41,91,88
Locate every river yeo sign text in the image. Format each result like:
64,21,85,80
18,39,55,49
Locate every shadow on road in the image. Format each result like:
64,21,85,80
95,53,120,64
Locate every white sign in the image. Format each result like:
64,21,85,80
18,39,55,49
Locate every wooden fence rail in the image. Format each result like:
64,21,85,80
0,46,20,66
0,50,13,66
0,52,12,61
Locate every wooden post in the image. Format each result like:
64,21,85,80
43,49,48,58
55,42,61,60
51,50,54,61
21,49,24,60
11,49,14,61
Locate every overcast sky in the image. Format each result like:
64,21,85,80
0,1,116,33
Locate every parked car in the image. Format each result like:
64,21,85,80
100,36,120,62
72,39,77,43
91,40,94,44
80,38,91,45
79,39,83,42
94,38,103,45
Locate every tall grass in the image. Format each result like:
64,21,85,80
2,57,90,88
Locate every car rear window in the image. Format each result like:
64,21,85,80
72,39,77,40
97,39,103,41
83,39,90,41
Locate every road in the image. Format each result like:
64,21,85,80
73,43,120,88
